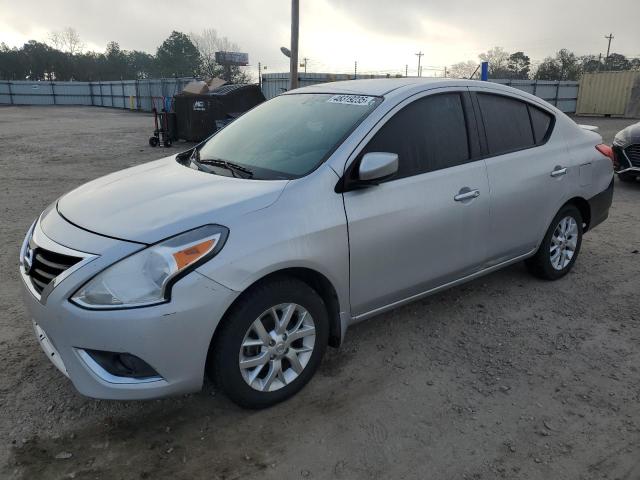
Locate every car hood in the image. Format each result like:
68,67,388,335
613,121,640,148
57,156,288,244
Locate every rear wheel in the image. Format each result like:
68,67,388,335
209,277,329,409
526,205,583,280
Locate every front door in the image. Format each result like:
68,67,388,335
343,90,491,316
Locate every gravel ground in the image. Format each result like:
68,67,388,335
1,106,639,480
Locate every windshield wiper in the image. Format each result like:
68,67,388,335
190,149,253,179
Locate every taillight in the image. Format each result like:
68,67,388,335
596,144,615,163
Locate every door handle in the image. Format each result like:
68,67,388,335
550,167,567,177
454,189,480,202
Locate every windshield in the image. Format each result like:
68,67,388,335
195,93,381,180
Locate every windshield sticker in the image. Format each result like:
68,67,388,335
327,95,375,106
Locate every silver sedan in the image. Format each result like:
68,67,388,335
19,78,614,408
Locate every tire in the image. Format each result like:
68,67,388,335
526,205,583,280
618,172,637,183
148,136,159,147
209,277,329,409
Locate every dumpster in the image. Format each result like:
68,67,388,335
173,84,265,142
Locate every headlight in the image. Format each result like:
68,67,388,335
71,225,228,309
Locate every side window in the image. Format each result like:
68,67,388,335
528,105,553,144
477,93,535,155
360,93,470,180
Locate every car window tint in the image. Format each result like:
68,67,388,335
477,93,535,155
361,93,470,180
528,105,553,144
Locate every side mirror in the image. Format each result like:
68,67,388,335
358,152,398,182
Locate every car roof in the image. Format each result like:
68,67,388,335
283,77,560,115
285,78,496,97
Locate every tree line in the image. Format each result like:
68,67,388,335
0,28,250,83
449,46,640,81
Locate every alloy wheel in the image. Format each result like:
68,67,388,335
239,303,316,392
550,216,578,271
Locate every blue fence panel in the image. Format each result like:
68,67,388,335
0,78,196,111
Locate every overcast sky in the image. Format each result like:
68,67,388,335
1,0,638,76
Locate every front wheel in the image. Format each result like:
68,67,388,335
526,205,583,280
209,277,329,409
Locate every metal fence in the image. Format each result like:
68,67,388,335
491,79,579,113
0,78,195,111
260,73,579,113
1,75,580,114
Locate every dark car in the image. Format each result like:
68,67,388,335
612,122,640,183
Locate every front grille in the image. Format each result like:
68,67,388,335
624,144,640,167
28,248,82,294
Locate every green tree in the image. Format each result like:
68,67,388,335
556,49,581,80
581,55,602,74
127,50,155,79
534,57,561,80
606,53,631,71
155,31,201,77
507,51,530,79
22,41,57,80
0,43,27,80
534,49,581,81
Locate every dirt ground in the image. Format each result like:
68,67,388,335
1,106,639,480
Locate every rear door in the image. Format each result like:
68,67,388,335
343,89,491,316
470,90,566,265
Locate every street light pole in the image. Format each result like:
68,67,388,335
290,0,299,90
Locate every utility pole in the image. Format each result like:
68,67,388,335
415,51,424,77
444,66,448,78
604,33,614,67
289,0,299,90
258,62,261,88
405,64,408,77
302,57,308,74
354,61,357,79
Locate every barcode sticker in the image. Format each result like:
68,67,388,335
327,95,375,106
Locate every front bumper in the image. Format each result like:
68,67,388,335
20,212,239,400
612,144,640,175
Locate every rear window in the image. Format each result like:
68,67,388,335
477,93,535,156
528,105,553,144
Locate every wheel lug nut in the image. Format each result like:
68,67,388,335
269,340,275,346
